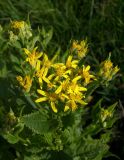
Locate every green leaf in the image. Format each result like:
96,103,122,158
2,133,20,144
108,102,118,113
21,110,50,134
10,54,20,64
29,35,40,50
24,155,41,160
43,28,53,47
0,61,8,78
91,99,103,122
77,136,109,160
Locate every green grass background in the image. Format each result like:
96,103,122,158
0,0,124,64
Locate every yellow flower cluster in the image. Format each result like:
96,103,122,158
17,46,96,113
11,21,25,29
72,40,88,59
99,59,119,81
16,44,119,113
10,21,32,40
16,75,32,92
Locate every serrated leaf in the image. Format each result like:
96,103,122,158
77,136,109,160
44,132,53,145
21,111,50,134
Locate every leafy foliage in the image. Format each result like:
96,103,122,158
21,110,52,134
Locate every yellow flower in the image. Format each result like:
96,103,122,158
101,108,112,122
52,63,71,81
66,55,78,69
64,105,70,112
100,59,119,81
65,93,87,111
35,89,58,113
103,60,113,71
67,80,87,95
66,77,87,111
11,21,25,29
113,66,119,75
72,40,88,59
16,75,32,92
81,65,96,85
16,76,23,86
24,47,43,68
41,54,52,69
55,78,70,94
36,54,52,84
36,66,50,84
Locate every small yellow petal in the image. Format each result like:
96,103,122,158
43,77,50,84
37,52,43,58
54,76,59,81
35,97,48,103
37,89,46,96
55,85,62,94
64,106,70,112
36,60,41,71
72,76,81,82
79,87,87,91
51,102,57,113
48,74,55,80
43,68,48,77
33,47,38,53
23,48,31,55
76,99,87,105
61,93,69,99
86,65,90,71
65,70,71,74
71,100,77,111
39,78,43,84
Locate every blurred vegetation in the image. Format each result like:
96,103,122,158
0,0,124,159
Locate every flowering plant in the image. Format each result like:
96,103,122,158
0,21,119,160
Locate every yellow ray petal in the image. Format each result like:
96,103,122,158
37,89,46,96
36,60,41,71
86,65,90,71
35,97,48,103
23,48,31,55
51,102,58,113
78,86,87,91
72,76,81,83
76,99,87,105
37,52,43,58
64,105,70,112
55,85,62,94
48,74,55,80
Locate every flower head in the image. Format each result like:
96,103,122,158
72,40,88,59
99,59,119,81
16,75,32,92
35,89,58,113
101,108,112,122
11,21,25,29
52,63,71,81
81,65,96,85
66,55,78,69
36,54,52,85
55,76,87,111
24,47,43,68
